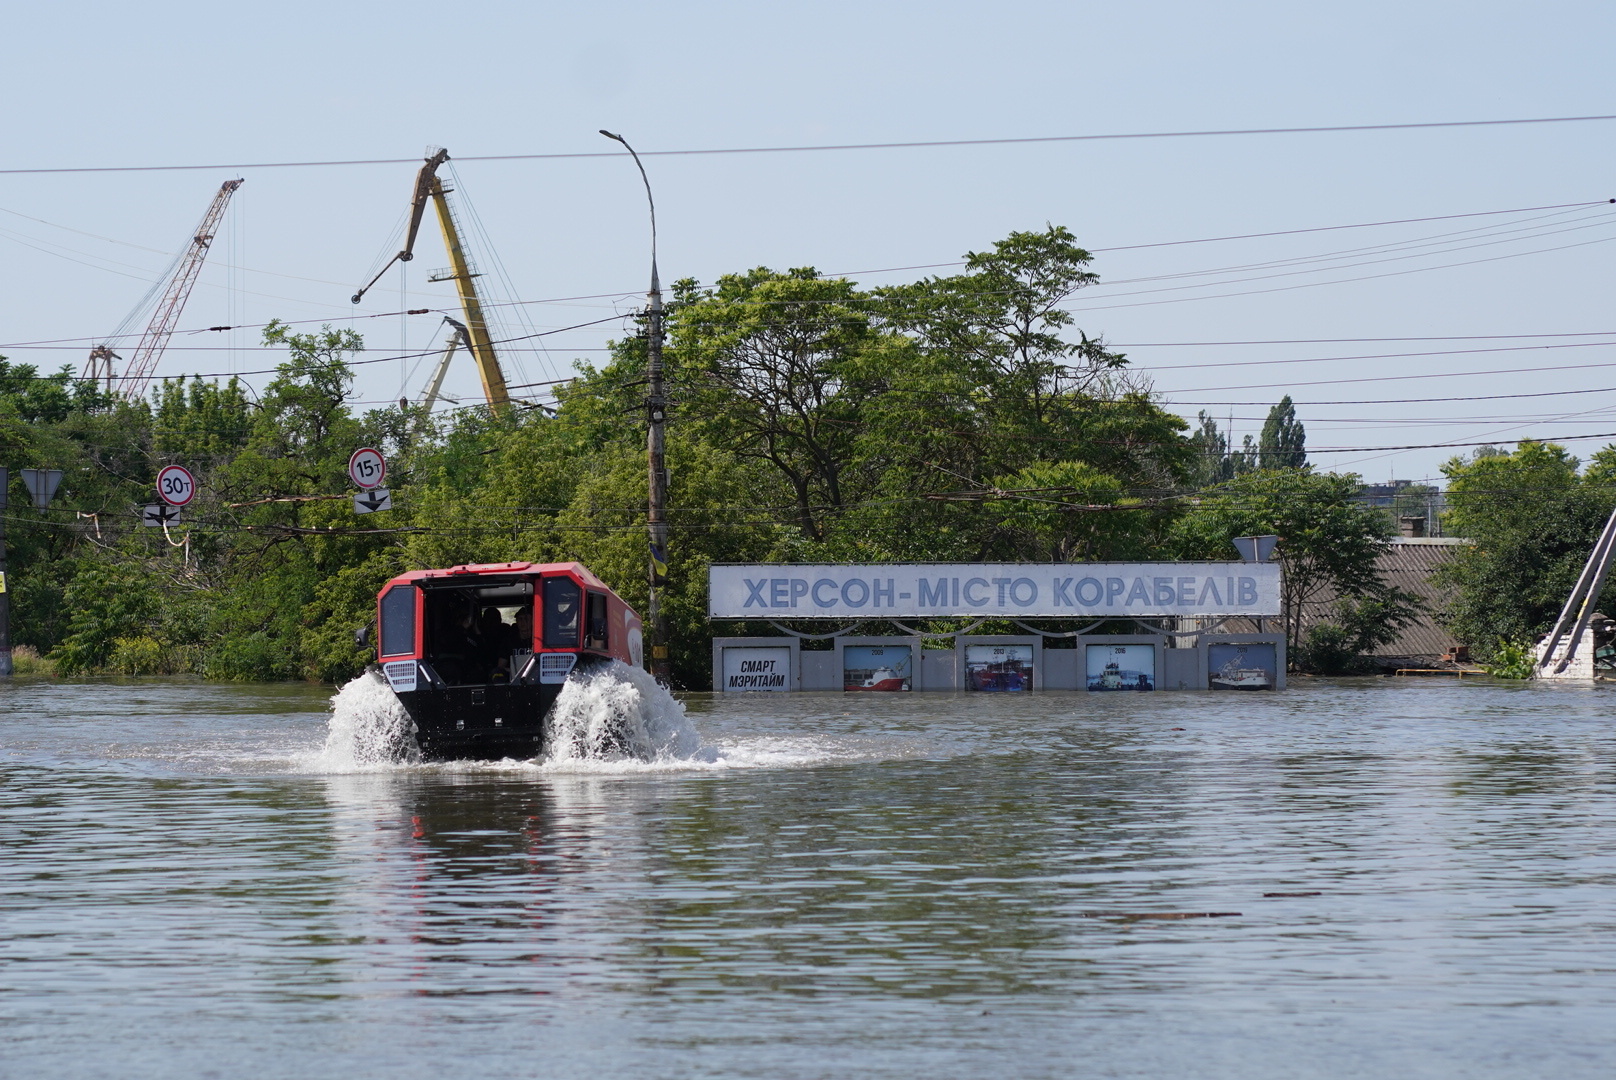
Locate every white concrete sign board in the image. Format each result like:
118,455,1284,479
721,646,792,691
710,562,1282,619
348,447,387,490
156,465,196,507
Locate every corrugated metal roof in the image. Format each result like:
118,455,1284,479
1367,541,1464,656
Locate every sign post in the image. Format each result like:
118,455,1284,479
19,470,63,509
348,447,390,515
141,504,183,528
0,468,68,678
347,448,386,490
708,562,1284,620
147,465,195,528
353,489,393,515
156,465,196,508
1233,535,1280,563
0,468,9,678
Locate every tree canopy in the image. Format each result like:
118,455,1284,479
1170,468,1418,665
1,226,1433,685
1437,441,1616,655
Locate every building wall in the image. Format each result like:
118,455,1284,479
713,634,1284,692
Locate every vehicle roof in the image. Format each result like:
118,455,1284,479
383,561,611,591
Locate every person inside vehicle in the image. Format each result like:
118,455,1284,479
513,605,533,652
476,606,515,682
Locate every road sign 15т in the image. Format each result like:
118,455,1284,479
348,448,387,490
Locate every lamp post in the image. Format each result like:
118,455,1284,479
600,129,672,684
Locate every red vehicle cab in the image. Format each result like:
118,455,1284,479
373,562,643,760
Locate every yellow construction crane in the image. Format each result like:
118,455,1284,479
352,149,510,413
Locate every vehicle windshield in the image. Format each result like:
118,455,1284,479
421,581,533,685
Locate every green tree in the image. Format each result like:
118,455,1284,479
1172,468,1419,663
1187,410,1238,485
201,322,397,680
1438,440,1616,654
1257,395,1306,469
875,226,1140,475
668,269,884,541
153,376,253,458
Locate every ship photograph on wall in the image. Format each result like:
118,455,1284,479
1208,642,1277,690
843,645,913,691
966,644,1033,691
1086,644,1156,691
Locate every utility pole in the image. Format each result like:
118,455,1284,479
0,469,9,678
0,469,65,679
601,130,672,684
1535,502,1616,679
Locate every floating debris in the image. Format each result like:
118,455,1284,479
1262,891,1323,898
1079,911,1241,920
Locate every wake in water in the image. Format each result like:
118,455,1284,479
312,661,709,771
547,661,707,765
313,671,421,770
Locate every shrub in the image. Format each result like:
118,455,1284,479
9,645,56,677
107,636,166,676
1300,623,1366,675
1484,638,1535,680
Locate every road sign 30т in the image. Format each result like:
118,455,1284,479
156,465,196,507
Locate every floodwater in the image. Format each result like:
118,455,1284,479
2,674,1614,1079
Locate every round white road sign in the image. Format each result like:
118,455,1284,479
156,465,196,507
348,447,387,490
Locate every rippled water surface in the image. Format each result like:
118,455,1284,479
3,677,1615,1078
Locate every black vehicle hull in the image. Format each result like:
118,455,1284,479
395,682,563,761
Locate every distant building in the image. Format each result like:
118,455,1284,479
1357,480,1447,538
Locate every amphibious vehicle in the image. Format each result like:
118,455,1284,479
372,562,643,760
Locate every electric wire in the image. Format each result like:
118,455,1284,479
1085,206,1616,291
1071,212,1616,302
8,199,1611,353
5,113,1616,175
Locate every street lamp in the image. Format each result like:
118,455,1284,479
600,129,672,685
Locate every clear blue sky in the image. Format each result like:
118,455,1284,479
5,0,1615,484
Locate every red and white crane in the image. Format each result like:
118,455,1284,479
86,178,243,399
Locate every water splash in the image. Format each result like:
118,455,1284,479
544,661,707,766
312,670,420,770
310,662,707,772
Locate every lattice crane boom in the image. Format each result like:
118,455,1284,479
116,179,243,399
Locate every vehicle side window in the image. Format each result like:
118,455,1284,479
586,592,608,651
543,577,582,648
379,586,417,656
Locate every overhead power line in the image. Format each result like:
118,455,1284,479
4,196,1605,349
4,114,1616,175
1163,387,1616,407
